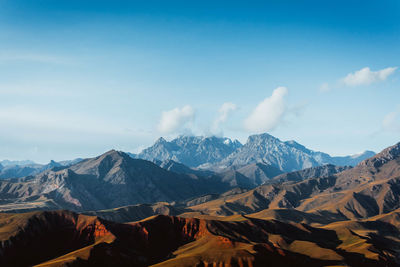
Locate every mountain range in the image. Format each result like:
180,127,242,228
0,150,233,212
134,135,242,168
0,133,373,181
135,133,375,172
0,133,381,214
0,159,36,166
184,142,400,220
1,133,400,266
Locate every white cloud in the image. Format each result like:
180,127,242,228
342,67,397,86
382,111,400,132
157,105,195,134
212,102,237,133
244,87,288,133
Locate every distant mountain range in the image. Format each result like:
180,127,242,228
134,133,375,172
0,159,36,166
0,158,83,179
0,133,374,180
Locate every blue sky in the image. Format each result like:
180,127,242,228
0,0,399,163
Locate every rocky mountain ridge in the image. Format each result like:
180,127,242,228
136,133,375,173
0,133,375,179
186,142,400,220
135,135,242,168
0,150,232,212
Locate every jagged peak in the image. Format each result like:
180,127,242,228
151,135,242,148
104,149,117,154
155,137,167,144
96,149,132,162
375,142,400,159
46,160,61,166
175,135,212,142
246,132,280,144
359,142,400,168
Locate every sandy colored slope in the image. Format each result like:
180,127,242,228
1,210,398,266
0,210,115,266
186,143,400,220
83,201,190,223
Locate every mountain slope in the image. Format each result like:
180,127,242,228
83,202,190,223
189,142,400,219
217,133,320,172
235,162,283,184
216,133,375,172
212,162,284,189
285,140,375,166
269,164,351,184
0,210,113,266
154,159,214,177
0,210,398,267
297,141,400,218
0,150,231,212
